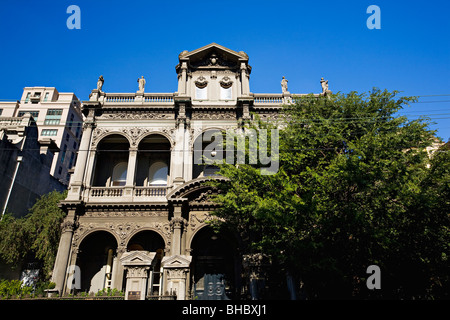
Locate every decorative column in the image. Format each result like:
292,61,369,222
111,246,126,291
124,147,137,200
178,61,188,95
161,202,192,300
173,97,191,187
240,62,250,96
83,147,97,188
183,123,192,182
170,204,187,255
51,210,78,295
67,105,98,201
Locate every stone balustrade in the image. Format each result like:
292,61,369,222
134,186,167,197
98,92,299,105
143,94,174,103
87,186,168,202
102,93,174,104
105,95,135,103
253,94,284,104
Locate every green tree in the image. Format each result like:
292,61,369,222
0,190,67,280
209,89,449,299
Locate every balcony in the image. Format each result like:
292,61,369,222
86,186,169,203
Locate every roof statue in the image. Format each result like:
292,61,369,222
137,76,146,92
97,75,104,91
281,76,289,94
320,77,329,94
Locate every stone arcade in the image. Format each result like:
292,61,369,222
51,43,326,300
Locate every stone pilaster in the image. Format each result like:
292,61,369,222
67,104,99,201
51,211,78,295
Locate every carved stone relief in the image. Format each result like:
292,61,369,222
189,212,212,232
72,221,171,249
191,110,236,120
97,112,175,120
194,76,208,88
91,126,176,147
219,76,233,89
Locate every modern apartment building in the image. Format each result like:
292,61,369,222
0,87,83,185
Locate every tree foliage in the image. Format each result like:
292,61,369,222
209,89,449,299
0,190,67,280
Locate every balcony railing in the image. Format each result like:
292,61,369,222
143,94,174,103
102,93,174,104
90,187,124,197
134,186,167,197
87,186,168,202
105,95,135,103
253,94,283,104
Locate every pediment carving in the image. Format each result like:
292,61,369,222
161,254,192,269
120,250,155,266
191,51,238,69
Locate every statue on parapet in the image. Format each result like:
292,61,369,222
138,76,146,92
281,76,289,94
97,75,104,91
320,77,329,94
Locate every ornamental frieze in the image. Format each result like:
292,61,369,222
191,110,236,120
71,221,171,248
189,212,212,232
85,211,169,218
91,126,176,147
97,112,175,120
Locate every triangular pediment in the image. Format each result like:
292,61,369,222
180,43,248,60
120,250,155,266
161,254,192,268
178,43,250,72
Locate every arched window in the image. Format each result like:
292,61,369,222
148,161,168,186
111,162,127,186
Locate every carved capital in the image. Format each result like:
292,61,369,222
167,268,189,279
61,219,79,233
170,217,187,230
125,266,150,278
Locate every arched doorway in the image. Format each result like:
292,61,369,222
76,231,118,294
190,226,239,300
126,230,166,297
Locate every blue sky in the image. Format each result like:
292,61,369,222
0,0,449,140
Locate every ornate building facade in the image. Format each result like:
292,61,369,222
51,43,317,300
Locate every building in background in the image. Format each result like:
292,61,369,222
0,114,66,219
0,87,83,185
